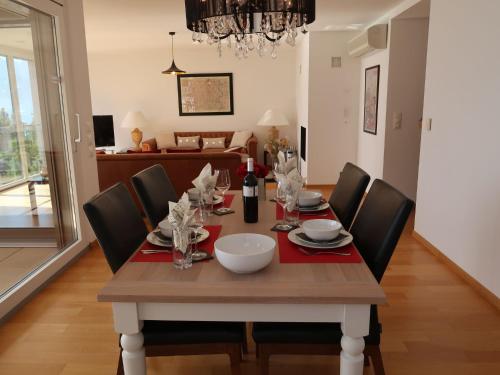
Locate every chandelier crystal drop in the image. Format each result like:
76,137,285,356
185,0,315,59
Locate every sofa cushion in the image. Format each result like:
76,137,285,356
229,130,252,148
202,137,226,149
177,136,200,149
155,133,176,149
175,131,235,148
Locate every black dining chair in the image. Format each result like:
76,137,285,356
83,183,245,375
131,164,178,228
328,162,370,230
253,179,414,375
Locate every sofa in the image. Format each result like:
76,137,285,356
96,131,257,209
143,131,258,162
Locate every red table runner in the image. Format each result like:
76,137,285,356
277,232,362,263
130,225,222,263
217,194,234,208
275,202,362,264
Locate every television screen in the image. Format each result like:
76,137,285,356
93,115,115,147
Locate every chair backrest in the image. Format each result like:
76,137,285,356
131,164,178,228
83,183,148,273
329,162,370,229
350,179,414,282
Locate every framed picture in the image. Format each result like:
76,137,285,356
177,73,234,116
363,65,380,135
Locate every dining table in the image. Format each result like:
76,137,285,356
97,190,386,375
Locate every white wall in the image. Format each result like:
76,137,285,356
87,45,297,163
299,31,360,185
415,0,500,297
383,18,428,201
296,35,310,178
357,48,389,185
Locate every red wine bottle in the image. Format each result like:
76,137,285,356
243,158,258,223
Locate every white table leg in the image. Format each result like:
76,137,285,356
113,302,146,375
340,304,370,375
121,333,146,375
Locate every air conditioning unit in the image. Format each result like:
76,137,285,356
348,24,388,57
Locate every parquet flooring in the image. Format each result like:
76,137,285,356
0,187,498,374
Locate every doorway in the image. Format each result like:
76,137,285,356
383,0,430,203
0,0,78,296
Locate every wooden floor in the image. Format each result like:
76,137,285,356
0,247,59,296
0,189,499,374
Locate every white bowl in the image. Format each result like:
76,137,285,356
215,233,275,274
299,191,322,207
302,219,342,241
158,220,173,238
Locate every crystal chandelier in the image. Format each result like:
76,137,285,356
185,0,315,59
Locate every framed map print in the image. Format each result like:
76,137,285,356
363,65,380,135
177,73,234,116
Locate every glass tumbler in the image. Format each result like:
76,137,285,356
172,227,192,270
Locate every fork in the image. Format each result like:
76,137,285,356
141,249,172,254
296,246,351,256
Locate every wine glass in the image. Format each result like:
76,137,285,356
275,181,293,231
189,204,205,261
215,169,231,212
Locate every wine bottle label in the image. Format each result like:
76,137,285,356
243,185,258,197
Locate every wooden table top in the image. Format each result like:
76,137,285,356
98,191,386,305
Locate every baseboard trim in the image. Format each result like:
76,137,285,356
412,231,499,311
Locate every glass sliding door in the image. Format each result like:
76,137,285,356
0,0,78,296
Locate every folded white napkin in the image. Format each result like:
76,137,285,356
275,169,304,211
192,163,219,195
167,193,194,253
277,151,297,175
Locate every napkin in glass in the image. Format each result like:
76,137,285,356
277,151,297,175
275,168,304,212
192,163,219,196
167,193,194,253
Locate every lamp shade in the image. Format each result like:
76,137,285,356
121,111,148,129
257,109,290,127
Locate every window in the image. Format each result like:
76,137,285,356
0,53,43,188
0,55,22,186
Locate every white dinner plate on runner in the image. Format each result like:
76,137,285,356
146,228,210,248
299,202,330,213
287,228,353,249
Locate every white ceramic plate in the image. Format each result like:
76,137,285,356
146,228,210,248
299,202,330,213
287,228,353,249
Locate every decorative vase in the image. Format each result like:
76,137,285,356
258,178,266,201
172,227,192,270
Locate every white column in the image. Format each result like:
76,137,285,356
340,304,370,375
113,302,146,375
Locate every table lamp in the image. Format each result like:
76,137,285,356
121,111,148,151
257,109,289,140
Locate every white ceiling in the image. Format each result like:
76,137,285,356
83,0,407,52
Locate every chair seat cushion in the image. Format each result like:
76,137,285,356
143,321,245,345
252,322,380,346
